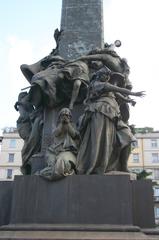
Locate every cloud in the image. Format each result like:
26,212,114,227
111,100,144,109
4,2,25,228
7,35,34,88
0,33,53,131
0,36,34,131
1,1,159,132
103,0,159,130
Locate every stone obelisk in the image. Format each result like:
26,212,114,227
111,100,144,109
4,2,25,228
59,0,104,59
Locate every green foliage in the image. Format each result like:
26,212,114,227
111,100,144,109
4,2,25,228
135,127,154,134
136,169,152,180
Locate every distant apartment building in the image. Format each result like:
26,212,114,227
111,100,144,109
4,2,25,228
128,127,159,224
128,131,159,180
0,127,23,181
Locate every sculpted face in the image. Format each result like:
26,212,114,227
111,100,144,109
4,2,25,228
90,61,103,70
99,72,110,82
59,108,72,123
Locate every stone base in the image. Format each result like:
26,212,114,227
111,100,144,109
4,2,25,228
0,224,155,240
8,175,155,228
10,175,133,225
105,171,137,180
0,181,13,226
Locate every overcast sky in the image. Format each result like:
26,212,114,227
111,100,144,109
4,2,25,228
0,0,159,134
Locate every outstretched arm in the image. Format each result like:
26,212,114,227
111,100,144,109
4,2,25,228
115,92,136,106
104,82,145,97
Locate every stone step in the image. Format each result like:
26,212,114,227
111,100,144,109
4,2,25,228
0,224,140,232
0,230,154,240
0,224,157,240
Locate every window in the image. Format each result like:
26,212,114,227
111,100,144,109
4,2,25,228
154,187,159,201
151,139,158,148
130,168,142,174
154,187,159,197
133,153,139,163
7,169,13,179
8,153,14,162
155,207,159,218
152,153,159,163
9,139,16,148
154,169,159,180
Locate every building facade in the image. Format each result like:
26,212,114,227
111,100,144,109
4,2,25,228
128,128,159,224
0,128,23,181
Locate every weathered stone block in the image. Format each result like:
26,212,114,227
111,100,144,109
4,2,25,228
59,0,104,59
0,181,13,226
10,175,132,225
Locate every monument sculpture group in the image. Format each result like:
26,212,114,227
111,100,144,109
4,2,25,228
0,1,157,239
15,32,144,179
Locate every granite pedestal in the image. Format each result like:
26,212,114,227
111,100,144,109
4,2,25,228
0,175,156,239
0,181,13,226
9,175,155,228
